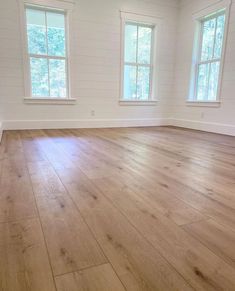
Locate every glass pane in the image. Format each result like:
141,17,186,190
138,26,152,64
47,12,66,57
201,17,216,61
124,65,137,99
137,66,150,100
196,63,210,101
125,24,137,63
214,14,225,59
49,59,67,97
208,61,220,100
26,9,47,55
30,57,49,97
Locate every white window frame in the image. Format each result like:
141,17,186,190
120,11,161,106
188,0,231,107
18,0,76,104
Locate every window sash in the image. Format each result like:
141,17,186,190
25,6,68,98
195,60,220,101
29,55,67,98
198,58,221,65
123,22,154,100
124,63,152,100
194,11,225,101
199,14,222,63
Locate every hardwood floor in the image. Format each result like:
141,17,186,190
0,126,235,290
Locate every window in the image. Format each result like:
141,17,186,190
120,12,159,103
123,23,153,101
189,5,229,103
25,6,68,98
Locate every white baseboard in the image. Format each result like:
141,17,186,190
3,118,171,130
170,118,235,136
2,118,235,137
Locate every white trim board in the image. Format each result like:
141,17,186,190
2,118,235,137
170,118,235,136
2,118,170,130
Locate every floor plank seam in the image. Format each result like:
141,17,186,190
21,131,60,291
178,218,211,228
90,181,197,290
2,128,235,290
54,262,115,278
39,129,128,291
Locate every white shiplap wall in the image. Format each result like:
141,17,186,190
172,0,235,135
0,0,179,130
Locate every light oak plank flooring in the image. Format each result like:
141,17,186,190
1,126,235,290
55,263,126,291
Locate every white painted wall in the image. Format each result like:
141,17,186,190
172,0,235,135
0,123,2,142
1,0,235,135
0,0,179,130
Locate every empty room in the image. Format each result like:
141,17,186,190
1,0,235,290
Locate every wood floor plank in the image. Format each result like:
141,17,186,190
19,130,47,163
35,193,107,276
1,131,23,159
90,128,235,206
0,148,37,223
55,263,125,291
1,127,235,291
27,160,68,197
33,130,76,170
182,219,235,269
113,156,235,231
0,174,37,223
94,175,207,226
1,154,28,181
0,218,56,291
23,138,107,276
90,175,235,291
57,168,193,291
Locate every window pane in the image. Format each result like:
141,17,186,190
49,59,67,97
201,18,216,61
208,61,220,100
124,65,137,99
196,63,210,100
30,57,49,97
214,14,225,59
47,12,66,57
138,26,152,64
125,24,137,63
26,9,47,55
137,66,150,100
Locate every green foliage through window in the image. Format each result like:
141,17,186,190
196,11,225,101
123,23,153,100
26,7,67,98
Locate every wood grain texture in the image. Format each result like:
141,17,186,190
0,218,55,291
58,168,193,291
55,263,125,291
0,173,37,223
35,192,107,275
183,219,235,269
1,127,235,290
91,178,235,290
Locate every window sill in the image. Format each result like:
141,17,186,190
119,100,158,106
24,97,77,105
186,101,221,107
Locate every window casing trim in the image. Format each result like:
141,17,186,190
120,11,161,104
18,0,74,102
188,0,231,105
